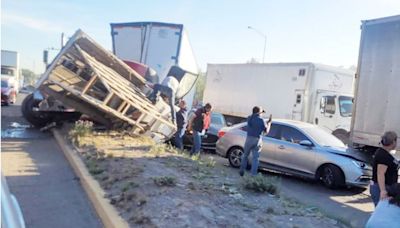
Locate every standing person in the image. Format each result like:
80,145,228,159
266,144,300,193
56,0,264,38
174,100,188,150
187,103,212,156
366,183,400,228
370,131,399,206
149,66,186,123
239,106,272,176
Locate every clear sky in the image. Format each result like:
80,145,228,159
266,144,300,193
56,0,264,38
1,0,399,74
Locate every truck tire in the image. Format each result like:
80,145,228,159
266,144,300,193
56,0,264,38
21,93,53,127
319,164,345,189
332,129,350,145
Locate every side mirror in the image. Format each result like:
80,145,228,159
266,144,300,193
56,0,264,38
299,140,313,147
227,122,233,127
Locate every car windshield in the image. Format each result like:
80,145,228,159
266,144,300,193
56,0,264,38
211,113,226,126
339,96,353,117
302,126,346,147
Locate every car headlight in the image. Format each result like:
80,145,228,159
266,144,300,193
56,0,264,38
351,160,370,170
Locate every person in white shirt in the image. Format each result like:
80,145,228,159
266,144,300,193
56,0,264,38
149,66,186,123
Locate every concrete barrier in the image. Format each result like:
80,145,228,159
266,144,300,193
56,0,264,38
53,129,129,228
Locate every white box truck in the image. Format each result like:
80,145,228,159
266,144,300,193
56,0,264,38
350,15,400,151
110,22,199,109
203,63,355,142
1,50,20,93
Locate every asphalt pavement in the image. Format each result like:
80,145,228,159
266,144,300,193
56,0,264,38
1,93,103,228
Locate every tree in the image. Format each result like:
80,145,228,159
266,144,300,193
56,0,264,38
193,72,206,106
21,68,39,86
246,58,260,64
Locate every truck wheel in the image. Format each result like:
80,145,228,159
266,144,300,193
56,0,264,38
332,129,350,145
320,164,345,189
21,93,53,127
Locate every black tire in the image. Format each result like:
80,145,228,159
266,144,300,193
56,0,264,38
332,129,350,145
21,93,53,127
228,147,244,168
320,164,345,189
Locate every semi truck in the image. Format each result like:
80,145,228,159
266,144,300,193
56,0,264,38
1,50,20,93
203,63,355,142
350,15,400,151
110,22,199,110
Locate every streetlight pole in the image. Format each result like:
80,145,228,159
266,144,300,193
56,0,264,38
248,26,267,63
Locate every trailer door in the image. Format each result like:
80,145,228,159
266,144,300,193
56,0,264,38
292,90,304,121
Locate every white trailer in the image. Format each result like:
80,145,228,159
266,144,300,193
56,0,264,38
350,15,400,151
110,22,199,108
203,63,355,142
1,50,20,92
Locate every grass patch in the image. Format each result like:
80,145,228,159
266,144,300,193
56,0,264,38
152,176,177,187
242,174,280,194
149,144,166,157
86,159,105,175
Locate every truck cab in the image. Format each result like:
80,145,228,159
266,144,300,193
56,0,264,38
314,91,353,144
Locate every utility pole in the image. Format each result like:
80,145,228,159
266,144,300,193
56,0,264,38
248,26,267,63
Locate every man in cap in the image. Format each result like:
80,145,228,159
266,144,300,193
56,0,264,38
239,106,272,176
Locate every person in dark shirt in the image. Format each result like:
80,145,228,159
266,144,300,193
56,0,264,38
239,106,272,176
174,100,187,150
187,103,212,156
370,131,399,206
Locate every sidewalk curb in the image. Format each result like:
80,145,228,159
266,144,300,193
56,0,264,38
52,129,129,228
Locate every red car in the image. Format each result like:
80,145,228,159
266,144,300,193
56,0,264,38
1,78,17,106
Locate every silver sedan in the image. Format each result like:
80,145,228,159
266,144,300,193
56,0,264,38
216,119,372,188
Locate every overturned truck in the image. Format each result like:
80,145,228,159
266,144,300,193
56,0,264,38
22,29,198,141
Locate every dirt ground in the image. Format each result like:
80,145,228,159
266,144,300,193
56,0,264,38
66,126,348,228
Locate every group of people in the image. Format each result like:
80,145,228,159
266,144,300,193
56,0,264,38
174,100,213,156
148,65,212,156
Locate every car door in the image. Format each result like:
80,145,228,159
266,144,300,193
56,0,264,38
273,125,316,176
259,123,281,166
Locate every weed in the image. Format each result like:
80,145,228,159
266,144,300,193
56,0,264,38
237,200,259,210
120,180,139,192
69,120,94,146
106,153,114,158
190,153,201,161
266,207,275,214
242,174,280,194
204,157,216,167
153,176,177,187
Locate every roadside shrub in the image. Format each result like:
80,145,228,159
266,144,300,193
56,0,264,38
69,120,94,145
242,174,280,194
153,176,177,187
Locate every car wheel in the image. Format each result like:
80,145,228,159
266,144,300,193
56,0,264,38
228,147,243,168
320,164,345,189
